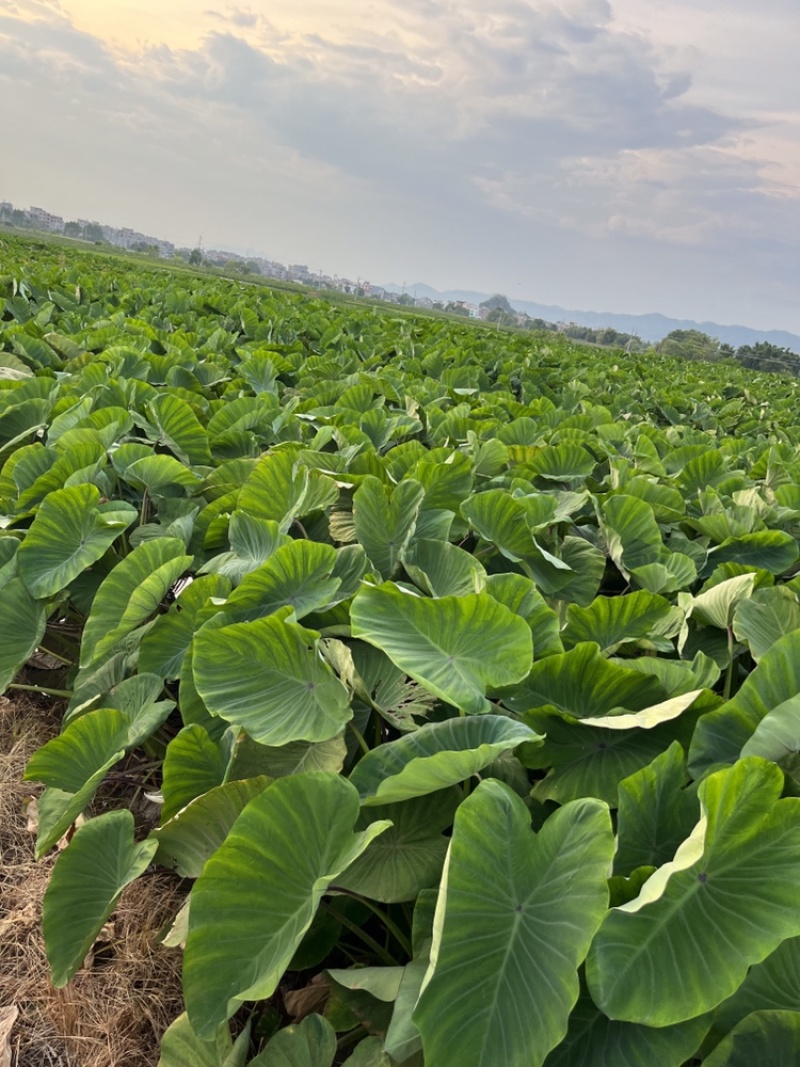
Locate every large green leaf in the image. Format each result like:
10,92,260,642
227,731,347,780
43,810,157,986
630,552,697,595
248,1015,336,1067
561,592,672,653
239,449,338,529
586,758,800,1026
460,489,556,560
503,642,665,718
612,649,720,697
94,672,175,743
139,574,232,679
414,780,614,1067
521,707,699,806
553,535,606,607
152,776,273,877
703,1011,800,1066
326,966,405,1003
526,442,595,481
160,725,236,823
80,537,192,667
404,538,486,598
614,743,698,874
145,393,212,467
349,715,539,804
485,572,564,658
237,449,309,529
709,530,799,574
689,629,800,775
201,512,290,584
24,708,129,856
0,575,47,691
17,484,136,598
192,613,352,745
739,694,800,764
0,397,52,449
183,773,390,1037
352,475,425,580
541,987,710,1067
220,539,341,622
336,789,460,902
412,449,474,510
13,440,107,513
601,494,663,578
114,449,202,494
733,586,800,662
228,510,290,565
350,582,532,714
683,573,756,630
65,669,174,731
157,1013,250,1067
713,936,800,1035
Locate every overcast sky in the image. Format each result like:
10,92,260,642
3,0,799,331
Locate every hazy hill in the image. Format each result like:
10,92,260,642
386,283,800,354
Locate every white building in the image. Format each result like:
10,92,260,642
29,206,64,232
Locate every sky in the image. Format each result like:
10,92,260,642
2,0,799,332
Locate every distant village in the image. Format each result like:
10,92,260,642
0,199,502,321
3,199,798,372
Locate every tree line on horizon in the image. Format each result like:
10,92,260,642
467,295,800,377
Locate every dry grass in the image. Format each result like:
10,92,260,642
0,695,186,1067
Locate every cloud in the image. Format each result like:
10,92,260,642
477,142,800,254
1,0,799,330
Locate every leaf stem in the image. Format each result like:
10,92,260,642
348,720,371,757
322,902,399,966
335,892,413,958
723,626,735,701
337,1025,369,1051
9,683,73,698
36,645,73,666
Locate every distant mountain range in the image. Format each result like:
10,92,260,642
384,283,800,354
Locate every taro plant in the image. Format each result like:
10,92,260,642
3,236,800,1064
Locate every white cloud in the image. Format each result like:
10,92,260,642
1,0,799,331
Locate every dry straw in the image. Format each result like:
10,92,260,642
0,695,185,1067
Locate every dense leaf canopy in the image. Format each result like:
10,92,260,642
5,235,800,1065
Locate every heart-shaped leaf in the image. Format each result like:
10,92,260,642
183,773,390,1037
192,613,352,745
350,582,532,714
43,810,157,986
80,537,192,667
350,715,539,805
17,484,136,598
587,758,800,1026
414,780,614,1067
